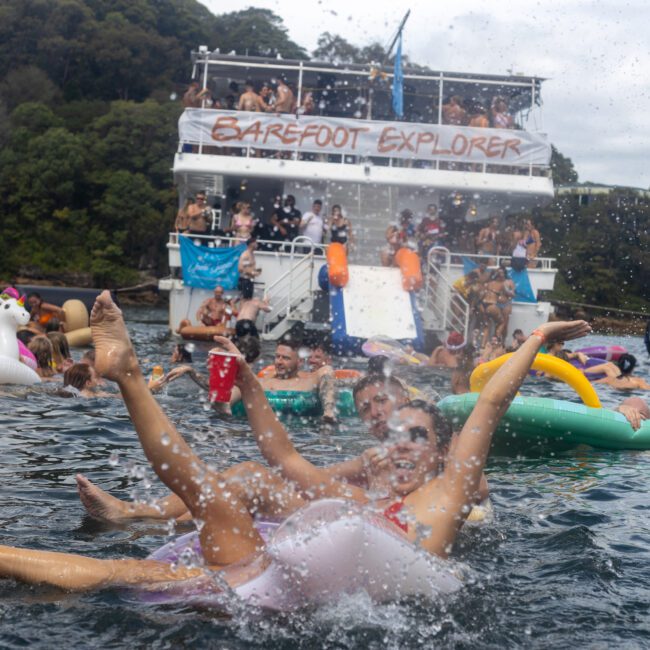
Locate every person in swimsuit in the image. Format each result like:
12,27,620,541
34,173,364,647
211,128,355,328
328,205,354,251
523,218,541,268
380,225,402,267
229,202,256,241
26,292,65,333
480,269,508,346
428,332,466,368
588,354,650,391
0,293,590,592
176,285,230,334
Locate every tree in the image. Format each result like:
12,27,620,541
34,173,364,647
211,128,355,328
312,33,360,64
214,8,307,59
550,145,578,186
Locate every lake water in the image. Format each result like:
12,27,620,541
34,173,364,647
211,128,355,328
1,307,650,648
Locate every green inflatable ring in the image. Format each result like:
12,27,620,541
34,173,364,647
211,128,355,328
438,393,650,451
231,389,357,418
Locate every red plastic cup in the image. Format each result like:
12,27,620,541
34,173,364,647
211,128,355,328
208,351,239,403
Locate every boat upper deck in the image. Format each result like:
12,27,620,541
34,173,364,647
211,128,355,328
175,50,553,205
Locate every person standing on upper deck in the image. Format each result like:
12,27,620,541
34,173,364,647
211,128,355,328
328,205,354,252
237,81,267,112
270,195,301,247
523,217,542,268
299,199,325,252
441,96,467,125
182,82,211,109
271,77,294,113
491,96,514,129
186,192,211,240
476,217,500,256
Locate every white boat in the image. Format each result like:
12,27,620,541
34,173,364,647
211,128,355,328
160,49,557,350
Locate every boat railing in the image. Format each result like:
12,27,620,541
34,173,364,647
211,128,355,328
430,247,556,271
167,231,328,257
177,139,549,180
261,243,316,334
423,248,470,340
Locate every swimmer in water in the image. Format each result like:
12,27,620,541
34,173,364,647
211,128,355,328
587,354,650,391
0,292,591,592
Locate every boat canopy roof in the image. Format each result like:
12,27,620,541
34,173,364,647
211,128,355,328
191,50,543,117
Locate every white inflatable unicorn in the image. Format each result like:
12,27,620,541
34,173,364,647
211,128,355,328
0,293,41,384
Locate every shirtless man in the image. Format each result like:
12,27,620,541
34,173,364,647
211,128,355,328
177,285,229,330
441,95,467,125
272,77,294,113
428,332,465,368
186,192,210,237
237,80,267,112
237,238,261,300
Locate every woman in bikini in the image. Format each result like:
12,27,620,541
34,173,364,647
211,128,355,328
328,205,354,252
229,202,256,241
0,291,589,593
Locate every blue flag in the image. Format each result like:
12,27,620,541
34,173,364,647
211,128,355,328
180,236,245,290
392,33,404,118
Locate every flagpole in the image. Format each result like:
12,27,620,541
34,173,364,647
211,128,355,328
383,9,411,64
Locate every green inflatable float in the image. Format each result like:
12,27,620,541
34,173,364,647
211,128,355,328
231,389,357,418
438,352,650,451
438,393,650,451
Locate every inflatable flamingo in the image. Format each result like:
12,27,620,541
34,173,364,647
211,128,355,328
0,293,41,384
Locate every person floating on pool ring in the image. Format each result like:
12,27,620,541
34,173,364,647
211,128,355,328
0,299,590,596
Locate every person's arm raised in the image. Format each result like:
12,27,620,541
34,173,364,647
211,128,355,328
212,337,365,501
411,320,590,554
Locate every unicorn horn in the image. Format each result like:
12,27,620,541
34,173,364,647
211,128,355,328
17,296,25,307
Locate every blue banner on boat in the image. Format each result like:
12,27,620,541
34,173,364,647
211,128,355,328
462,257,536,303
179,236,245,290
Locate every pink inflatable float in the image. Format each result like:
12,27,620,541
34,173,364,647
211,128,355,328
130,499,463,612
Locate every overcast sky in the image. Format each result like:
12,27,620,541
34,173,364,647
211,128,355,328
201,0,650,189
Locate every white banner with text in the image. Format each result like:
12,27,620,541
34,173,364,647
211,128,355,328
179,109,551,166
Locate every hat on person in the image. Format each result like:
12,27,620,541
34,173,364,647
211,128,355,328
445,332,466,351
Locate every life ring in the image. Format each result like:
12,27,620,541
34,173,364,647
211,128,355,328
178,324,232,341
62,300,92,347
439,392,650,451
394,248,423,291
132,499,462,612
231,389,356,418
326,242,348,288
470,353,601,408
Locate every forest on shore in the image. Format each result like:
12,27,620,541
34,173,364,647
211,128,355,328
0,0,647,310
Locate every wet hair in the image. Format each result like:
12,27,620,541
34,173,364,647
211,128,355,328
398,399,453,451
277,333,302,351
174,343,192,363
47,331,71,364
45,318,61,333
82,349,96,365
352,372,408,402
617,353,637,377
17,329,36,346
28,336,53,370
367,355,390,375
236,335,261,364
513,329,523,336
63,363,93,391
